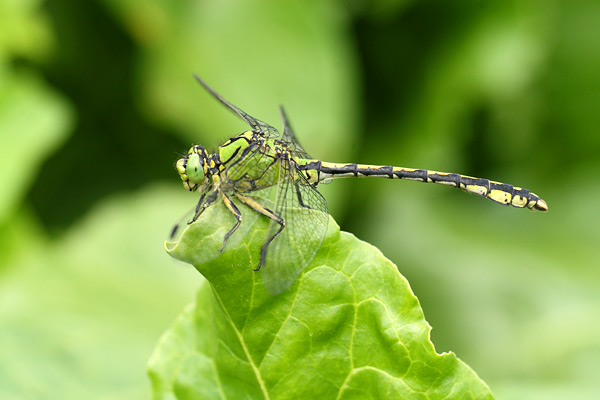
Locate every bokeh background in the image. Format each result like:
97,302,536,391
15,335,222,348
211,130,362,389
1,0,598,398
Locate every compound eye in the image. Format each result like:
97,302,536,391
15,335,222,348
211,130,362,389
186,153,205,184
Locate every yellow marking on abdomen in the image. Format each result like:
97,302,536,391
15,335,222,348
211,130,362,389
488,189,512,205
511,195,528,208
466,185,489,196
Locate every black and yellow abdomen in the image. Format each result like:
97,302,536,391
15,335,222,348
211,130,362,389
299,160,548,211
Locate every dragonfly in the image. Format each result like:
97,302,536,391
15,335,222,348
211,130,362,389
173,75,548,295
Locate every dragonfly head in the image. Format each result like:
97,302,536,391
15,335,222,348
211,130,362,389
176,145,210,191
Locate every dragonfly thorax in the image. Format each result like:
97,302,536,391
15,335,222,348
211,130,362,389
176,145,212,191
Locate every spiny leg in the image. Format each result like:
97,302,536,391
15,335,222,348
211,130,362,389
220,192,242,251
191,189,218,223
294,182,311,209
235,193,285,271
169,192,206,240
169,190,219,243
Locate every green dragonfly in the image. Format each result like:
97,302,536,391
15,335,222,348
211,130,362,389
173,75,548,295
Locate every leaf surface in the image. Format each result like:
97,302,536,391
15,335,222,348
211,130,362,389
152,202,493,399
0,71,72,225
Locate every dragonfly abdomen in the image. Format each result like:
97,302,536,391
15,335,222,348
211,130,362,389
300,161,547,211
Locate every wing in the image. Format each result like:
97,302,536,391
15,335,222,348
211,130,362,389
261,156,329,295
223,134,281,197
279,105,311,159
194,74,280,138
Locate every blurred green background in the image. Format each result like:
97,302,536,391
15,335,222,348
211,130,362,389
1,0,598,398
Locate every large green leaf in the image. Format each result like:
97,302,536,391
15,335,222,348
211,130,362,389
0,186,199,399
151,202,493,399
0,70,72,226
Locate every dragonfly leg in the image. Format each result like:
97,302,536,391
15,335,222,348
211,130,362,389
191,189,218,223
220,192,242,251
294,183,311,209
235,193,285,271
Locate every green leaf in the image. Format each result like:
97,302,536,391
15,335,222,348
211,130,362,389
151,202,493,399
0,185,199,399
104,0,357,148
0,70,73,225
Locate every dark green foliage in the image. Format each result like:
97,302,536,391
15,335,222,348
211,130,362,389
1,0,599,398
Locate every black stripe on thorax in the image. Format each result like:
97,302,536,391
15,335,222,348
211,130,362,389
224,133,254,147
221,146,241,166
225,139,264,173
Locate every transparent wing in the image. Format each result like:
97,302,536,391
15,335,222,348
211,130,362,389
262,157,329,295
228,106,311,191
224,137,281,193
279,105,311,159
194,75,280,138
